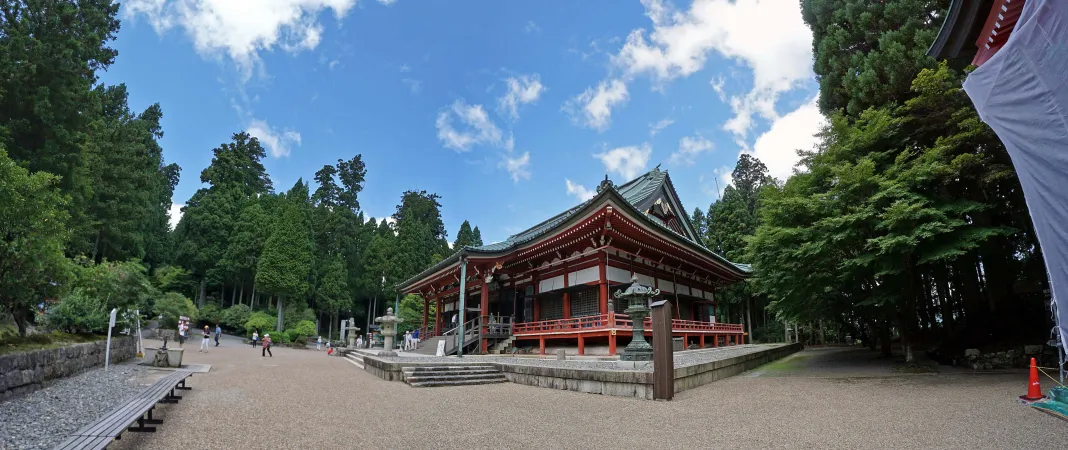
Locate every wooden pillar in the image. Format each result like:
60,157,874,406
740,333,745,345
608,332,617,355
562,266,571,319
539,336,546,355
699,334,705,349
577,335,585,355
598,260,609,314
712,334,719,347
480,283,490,353
434,296,442,335
684,333,689,349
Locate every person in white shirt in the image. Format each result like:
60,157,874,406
178,322,187,347
316,336,323,351
355,335,364,349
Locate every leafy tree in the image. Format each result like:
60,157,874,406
0,149,72,335
41,289,109,334
453,220,480,249
256,181,313,330
472,226,483,247
244,311,274,335
222,304,252,333
316,253,350,339
690,208,708,245
390,190,449,289
153,292,198,329
802,0,948,117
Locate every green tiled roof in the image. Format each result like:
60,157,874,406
397,168,750,290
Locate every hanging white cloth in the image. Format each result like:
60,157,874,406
963,0,1068,355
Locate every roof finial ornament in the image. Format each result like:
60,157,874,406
596,174,615,194
653,163,662,172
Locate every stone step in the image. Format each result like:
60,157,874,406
405,373,505,383
401,365,495,373
402,368,500,377
408,377,507,388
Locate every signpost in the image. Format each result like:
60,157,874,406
105,308,118,372
135,309,143,358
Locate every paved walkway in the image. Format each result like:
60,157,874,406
108,340,1068,449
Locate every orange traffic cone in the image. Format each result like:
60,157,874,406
1019,357,1047,403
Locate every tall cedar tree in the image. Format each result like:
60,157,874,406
257,181,314,330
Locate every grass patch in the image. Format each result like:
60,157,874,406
755,352,811,373
0,332,106,356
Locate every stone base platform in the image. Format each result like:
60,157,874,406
358,343,802,399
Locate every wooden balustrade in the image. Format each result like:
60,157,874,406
512,313,743,336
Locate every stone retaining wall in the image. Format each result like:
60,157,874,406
0,336,137,401
499,364,654,399
672,343,802,392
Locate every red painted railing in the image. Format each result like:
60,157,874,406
512,313,743,335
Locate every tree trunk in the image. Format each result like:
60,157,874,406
197,278,206,307
745,296,753,341
880,320,892,356
239,283,245,308
329,313,335,341
276,296,284,331
251,285,257,309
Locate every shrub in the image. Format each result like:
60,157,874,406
282,302,315,330
293,320,316,337
222,304,252,333
41,289,109,334
154,292,198,329
198,303,223,327
245,311,275,335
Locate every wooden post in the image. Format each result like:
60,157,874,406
651,299,674,400
609,330,617,355
712,334,719,347
480,283,490,353
435,296,442,335
422,297,429,330
740,333,745,345
598,257,608,314
699,334,705,349
539,336,546,355
577,335,585,355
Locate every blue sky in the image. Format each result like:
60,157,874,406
107,0,826,245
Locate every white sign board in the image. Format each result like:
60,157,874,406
108,308,118,328
105,308,118,372
436,339,446,357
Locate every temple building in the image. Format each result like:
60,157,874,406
927,0,1027,67
398,167,751,355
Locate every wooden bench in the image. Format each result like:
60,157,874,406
53,371,193,450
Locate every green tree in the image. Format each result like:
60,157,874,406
390,190,449,288
316,253,350,340
0,149,72,335
802,0,948,117
453,220,480,249
256,181,313,331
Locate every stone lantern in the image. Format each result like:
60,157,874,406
345,317,361,349
615,275,658,362
375,307,403,357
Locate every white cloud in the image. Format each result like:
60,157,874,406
168,203,184,230
610,0,814,138
668,135,714,166
564,79,629,132
498,74,545,120
402,78,422,95
525,21,541,33
435,100,504,152
744,97,825,181
500,152,532,183
399,64,411,72
378,0,397,5
247,118,301,157
124,0,357,80
328,59,339,70
710,75,726,101
648,117,674,136
595,144,652,181
565,179,596,202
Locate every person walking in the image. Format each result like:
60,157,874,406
199,325,210,353
178,321,187,347
261,333,273,357
251,330,259,349
451,313,458,330
214,324,222,347
412,328,420,350
316,336,322,351
355,335,364,349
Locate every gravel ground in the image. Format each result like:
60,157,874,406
0,363,152,449
370,344,781,371
99,340,1068,450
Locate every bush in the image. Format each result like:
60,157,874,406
245,311,275,336
282,302,315,330
41,289,109,334
222,304,251,333
293,320,316,337
263,330,288,344
198,303,223,327
154,292,198,329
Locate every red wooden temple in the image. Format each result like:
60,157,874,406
398,167,751,355
928,0,1027,66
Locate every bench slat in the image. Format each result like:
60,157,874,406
64,371,193,442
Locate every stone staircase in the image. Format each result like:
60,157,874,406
489,336,516,354
410,336,445,355
343,350,366,369
402,365,507,388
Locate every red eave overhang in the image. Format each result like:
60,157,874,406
973,0,1026,66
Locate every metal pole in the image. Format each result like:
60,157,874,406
394,292,400,350
457,257,468,358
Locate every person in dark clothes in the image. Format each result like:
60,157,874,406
214,324,222,347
